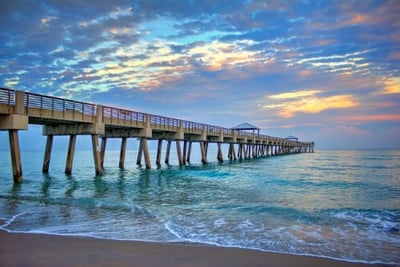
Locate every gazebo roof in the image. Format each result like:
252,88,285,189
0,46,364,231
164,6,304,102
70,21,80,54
286,135,298,140
231,122,260,130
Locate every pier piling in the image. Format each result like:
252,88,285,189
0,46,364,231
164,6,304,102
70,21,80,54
200,141,207,164
183,141,188,165
165,140,171,164
8,130,23,183
156,139,163,166
65,134,77,175
176,141,184,165
91,134,103,175
42,135,53,173
136,138,143,166
100,137,107,168
217,143,223,162
186,141,192,163
141,137,151,169
119,137,127,169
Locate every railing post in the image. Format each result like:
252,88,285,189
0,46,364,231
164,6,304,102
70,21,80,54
96,105,103,123
15,91,25,115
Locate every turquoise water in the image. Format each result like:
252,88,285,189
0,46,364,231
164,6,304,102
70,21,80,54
0,148,399,264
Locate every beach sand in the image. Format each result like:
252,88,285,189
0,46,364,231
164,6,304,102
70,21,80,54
0,227,391,267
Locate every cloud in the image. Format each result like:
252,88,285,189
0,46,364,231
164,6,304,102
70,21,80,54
187,40,261,71
41,16,58,25
381,77,400,95
260,90,359,118
288,50,372,76
268,90,321,100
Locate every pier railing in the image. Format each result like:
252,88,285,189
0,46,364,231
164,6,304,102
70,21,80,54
102,106,146,127
0,87,15,114
24,91,96,122
150,114,180,131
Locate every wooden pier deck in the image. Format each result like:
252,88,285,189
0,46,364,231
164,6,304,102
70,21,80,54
0,87,314,183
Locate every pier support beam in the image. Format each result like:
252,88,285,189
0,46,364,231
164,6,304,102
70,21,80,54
136,138,143,166
91,134,103,175
228,143,233,160
100,137,107,168
65,134,77,175
182,141,188,165
228,143,237,160
245,144,250,159
252,144,257,158
176,141,184,165
136,137,151,169
42,135,54,173
156,139,163,166
200,141,207,164
237,144,243,160
119,137,127,169
8,130,23,183
165,140,171,164
186,141,192,163
141,137,151,169
217,143,223,162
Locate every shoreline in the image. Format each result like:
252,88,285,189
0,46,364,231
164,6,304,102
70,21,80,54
0,227,393,267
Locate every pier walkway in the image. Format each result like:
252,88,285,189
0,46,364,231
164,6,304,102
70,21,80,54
0,87,314,183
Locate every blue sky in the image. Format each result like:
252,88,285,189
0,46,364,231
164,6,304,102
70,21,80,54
0,0,399,150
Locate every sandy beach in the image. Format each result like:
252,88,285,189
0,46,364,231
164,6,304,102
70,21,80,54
0,228,391,267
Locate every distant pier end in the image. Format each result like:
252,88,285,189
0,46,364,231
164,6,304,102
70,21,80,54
0,87,314,183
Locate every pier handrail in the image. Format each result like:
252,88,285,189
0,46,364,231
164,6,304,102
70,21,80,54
102,105,146,124
0,87,15,114
0,87,15,105
183,120,205,132
24,91,96,121
150,114,179,128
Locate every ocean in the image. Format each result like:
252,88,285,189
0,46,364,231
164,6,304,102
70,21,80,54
0,147,399,265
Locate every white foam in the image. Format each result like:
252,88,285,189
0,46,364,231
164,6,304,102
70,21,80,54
1,211,28,228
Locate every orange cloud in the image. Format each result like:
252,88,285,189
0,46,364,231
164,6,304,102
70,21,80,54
350,14,370,24
382,77,400,94
260,90,359,118
281,95,358,117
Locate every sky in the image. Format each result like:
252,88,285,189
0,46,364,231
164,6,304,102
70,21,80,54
0,0,399,150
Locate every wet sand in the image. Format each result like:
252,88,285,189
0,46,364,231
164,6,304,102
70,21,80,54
0,228,390,267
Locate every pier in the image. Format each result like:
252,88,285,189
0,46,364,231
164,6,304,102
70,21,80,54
0,87,314,183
